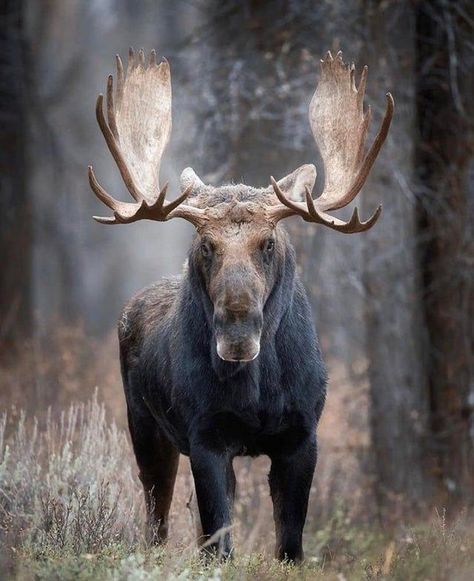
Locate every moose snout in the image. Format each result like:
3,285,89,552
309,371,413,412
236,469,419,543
216,337,260,362
214,305,263,363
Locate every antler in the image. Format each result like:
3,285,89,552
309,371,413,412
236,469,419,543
88,48,205,227
269,50,394,233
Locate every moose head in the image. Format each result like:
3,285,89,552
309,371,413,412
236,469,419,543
88,48,393,363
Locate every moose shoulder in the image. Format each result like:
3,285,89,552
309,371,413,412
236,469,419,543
89,48,393,561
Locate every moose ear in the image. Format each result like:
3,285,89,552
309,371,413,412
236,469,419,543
275,164,316,202
180,167,206,194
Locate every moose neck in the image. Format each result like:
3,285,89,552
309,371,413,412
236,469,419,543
185,229,297,379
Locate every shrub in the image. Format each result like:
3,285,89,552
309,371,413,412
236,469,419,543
0,394,142,559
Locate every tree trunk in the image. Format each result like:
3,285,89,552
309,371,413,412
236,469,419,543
0,0,32,349
362,1,435,517
415,0,474,501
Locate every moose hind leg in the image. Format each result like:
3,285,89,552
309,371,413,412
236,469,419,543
127,409,179,544
269,436,317,562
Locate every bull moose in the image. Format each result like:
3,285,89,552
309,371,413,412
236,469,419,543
88,48,393,561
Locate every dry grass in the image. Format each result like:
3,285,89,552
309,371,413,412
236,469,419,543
0,395,473,580
0,397,141,562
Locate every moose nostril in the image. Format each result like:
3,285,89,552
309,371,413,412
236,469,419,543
225,301,252,315
215,303,250,319
213,295,263,336
225,306,253,322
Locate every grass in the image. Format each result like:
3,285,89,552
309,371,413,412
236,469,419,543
1,396,473,580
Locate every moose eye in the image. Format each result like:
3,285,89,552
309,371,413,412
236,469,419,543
263,238,275,254
201,241,213,258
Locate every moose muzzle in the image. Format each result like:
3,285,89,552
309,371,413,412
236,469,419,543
214,303,263,363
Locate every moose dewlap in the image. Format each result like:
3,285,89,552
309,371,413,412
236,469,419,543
88,47,393,561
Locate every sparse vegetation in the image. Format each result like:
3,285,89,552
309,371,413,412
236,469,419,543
1,396,472,580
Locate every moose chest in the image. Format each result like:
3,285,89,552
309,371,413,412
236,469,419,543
180,365,315,457
197,406,312,458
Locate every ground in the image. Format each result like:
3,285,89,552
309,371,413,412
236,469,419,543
1,395,473,580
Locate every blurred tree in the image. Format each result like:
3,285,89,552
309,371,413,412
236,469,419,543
194,0,309,184
0,0,32,350
363,0,474,513
362,1,435,517
416,0,474,501
27,0,91,327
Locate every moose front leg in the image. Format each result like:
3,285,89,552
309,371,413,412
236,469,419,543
190,443,234,558
269,436,317,562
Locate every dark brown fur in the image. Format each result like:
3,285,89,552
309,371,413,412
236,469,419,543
118,179,327,559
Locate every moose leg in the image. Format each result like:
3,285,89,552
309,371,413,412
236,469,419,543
269,436,317,562
127,409,179,544
192,456,235,550
190,444,234,558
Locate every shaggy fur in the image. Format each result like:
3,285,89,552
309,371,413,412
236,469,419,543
119,186,327,561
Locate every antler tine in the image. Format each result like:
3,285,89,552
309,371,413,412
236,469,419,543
165,183,208,227
269,179,382,233
164,183,194,213
314,204,383,233
93,215,118,224
357,65,368,109
128,47,136,71
115,54,124,108
146,182,207,227
270,177,307,218
95,92,143,202
88,165,146,224
147,182,207,228
88,165,119,211
106,74,119,141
